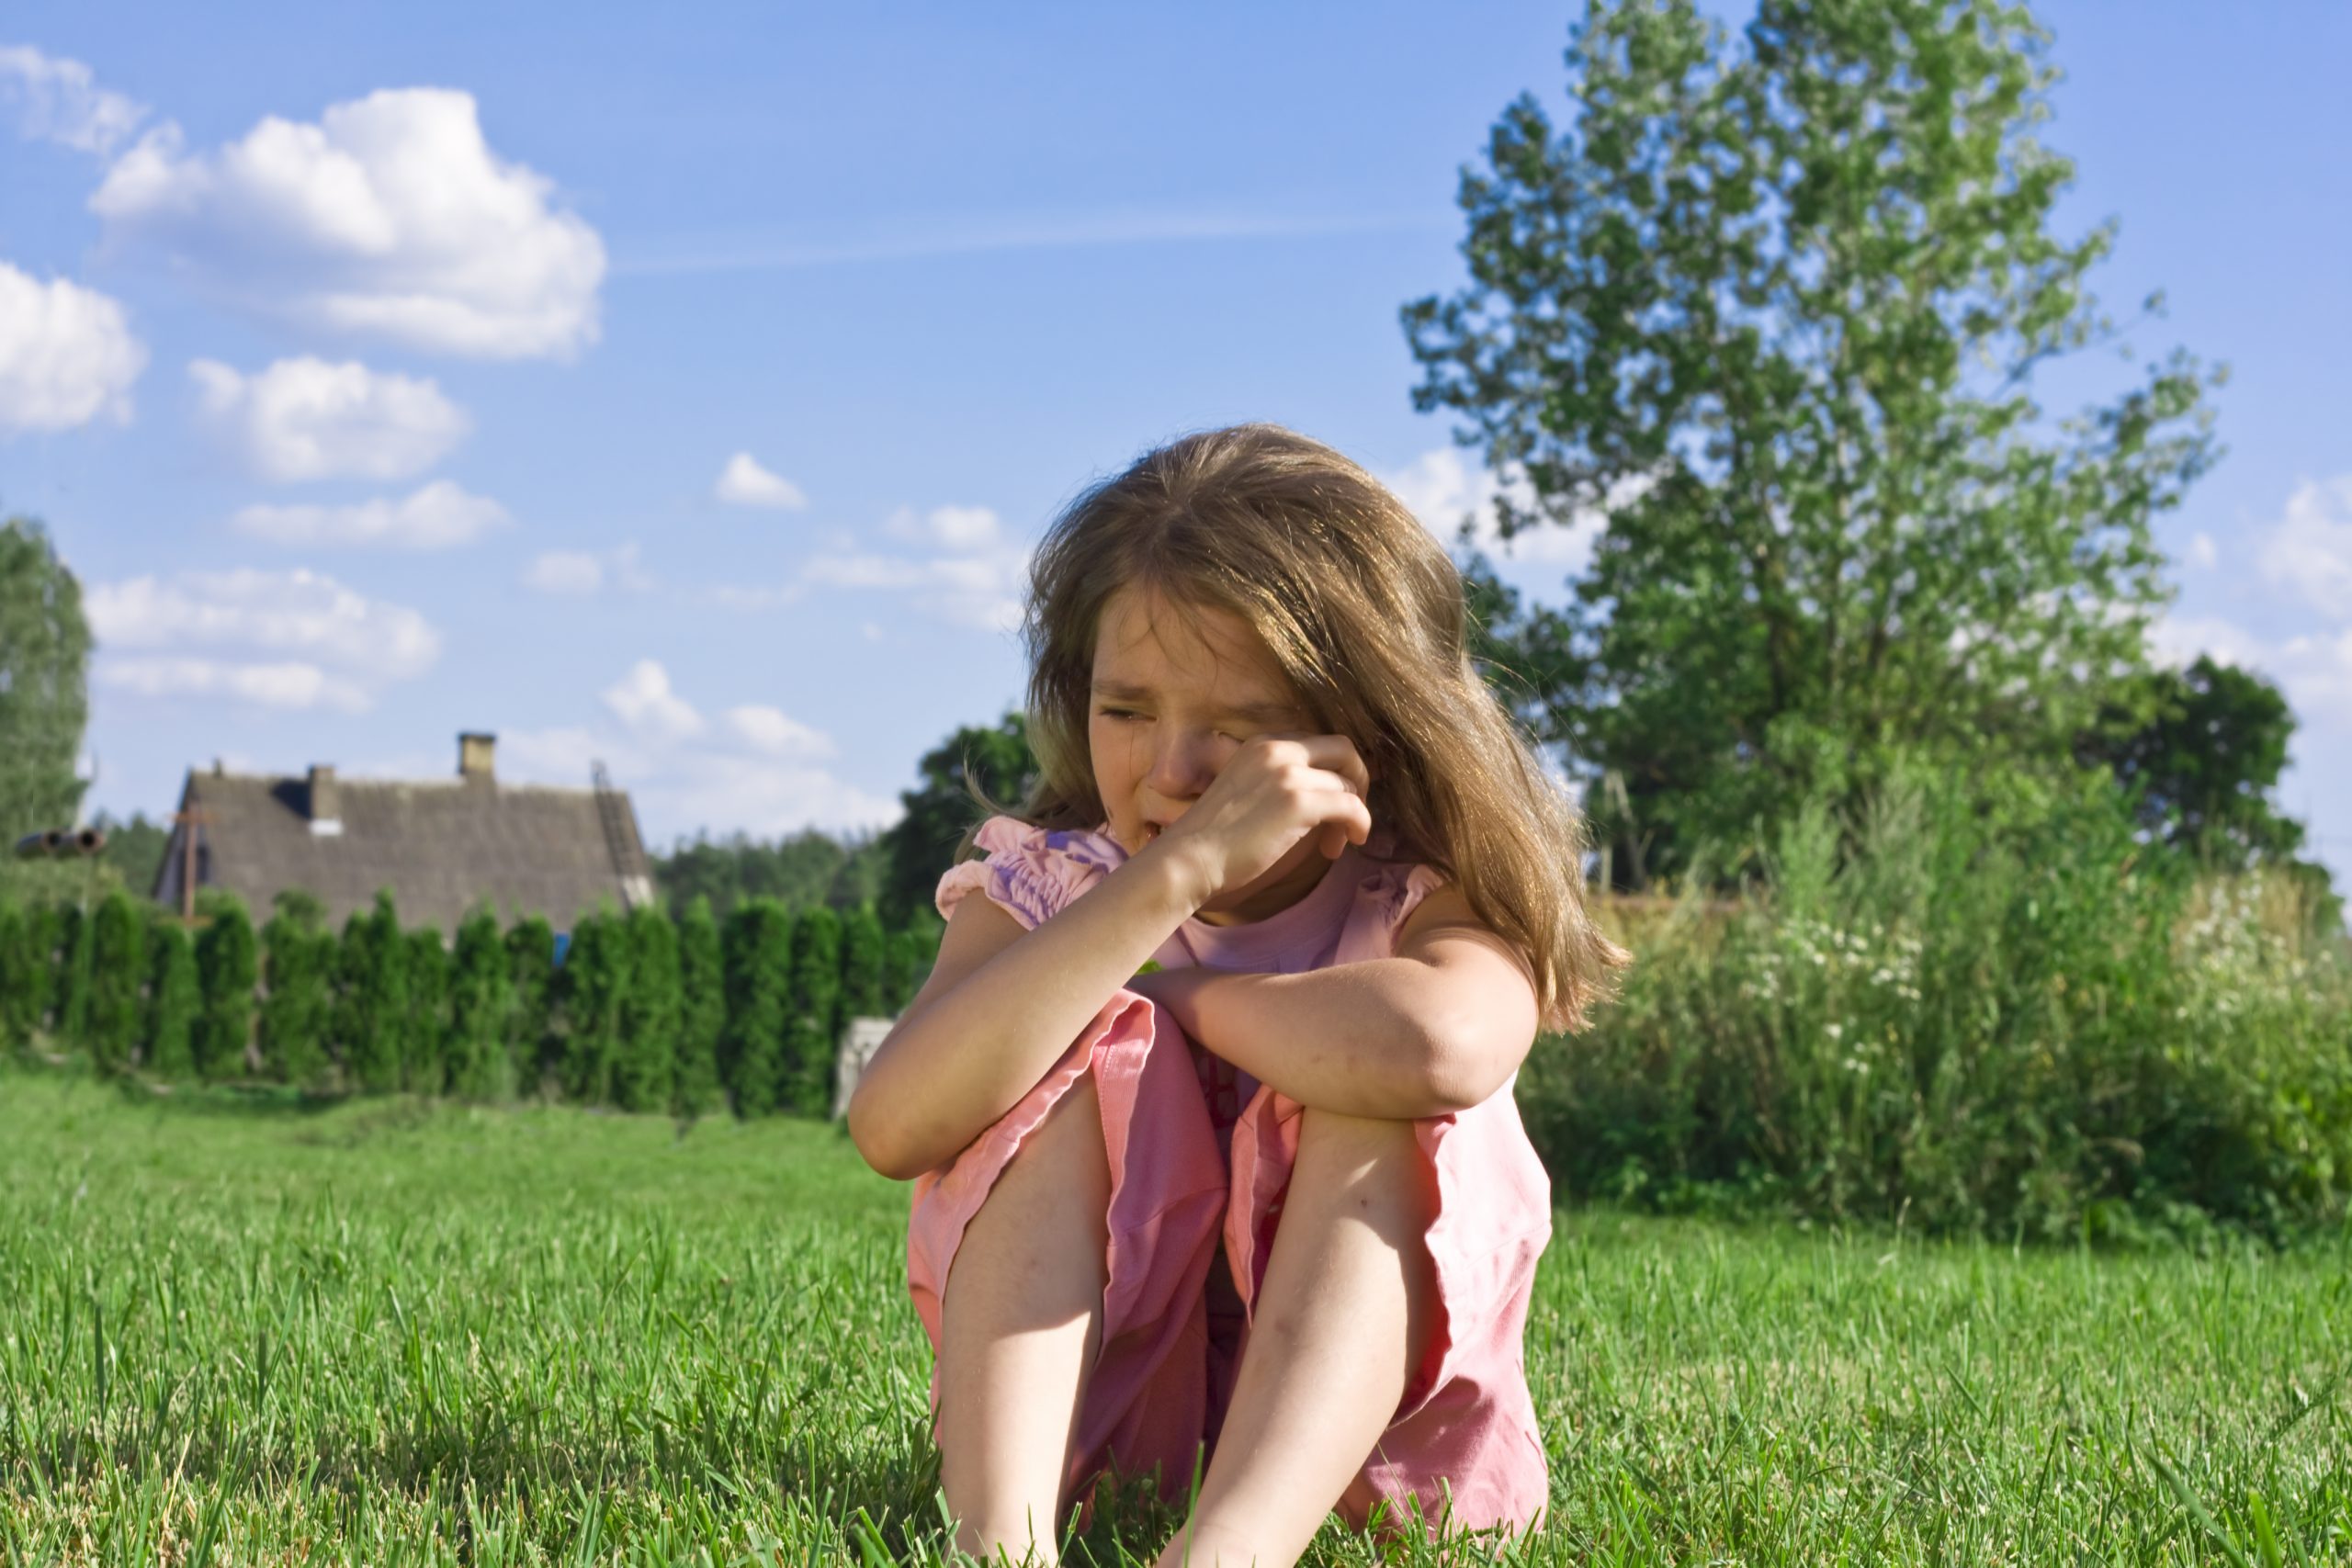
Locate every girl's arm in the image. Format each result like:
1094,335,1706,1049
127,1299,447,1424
845,840,1208,1181
1136,885,1541,1120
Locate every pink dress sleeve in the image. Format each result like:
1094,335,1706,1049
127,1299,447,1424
1379,863,1453,948
933,815,1126,931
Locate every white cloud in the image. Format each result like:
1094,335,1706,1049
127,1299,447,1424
714,451,808,510
1380,447,1623,572
96,657,368,712
2151,614,2352,731
520,541,650,597
724,704,835,759
0,45,145,155
496,666,885,842
190,355,468,481
523,550,604,596
85,566,438,711
601,659,704,739
2187,532,2218,571
884,503,1001,550
230,479,509,549
0,262,147,433
93,86,605,359
2256,477,2352,622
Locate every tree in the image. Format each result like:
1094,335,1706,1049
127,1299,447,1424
654,828,884,923
839,904,889,1021
0,517,90,905
193,897,257,1080
85,888,145,1073
445,908,512,1101
1401,0,2222,886
53,902,93,1045
782,905,843,1117
673,896,725,1118
259,891,334,1089
720,900,794,1116
505,916,558,1097
403,928,450,1094
335,893,407,1093
144,919,198,1079
0,905,34,1052
879,710,1038,926
559,908,629,1105
93,810,170,899
882,926,931,1014
613,906,680,1112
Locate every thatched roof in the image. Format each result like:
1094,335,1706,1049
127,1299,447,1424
153,736,654,933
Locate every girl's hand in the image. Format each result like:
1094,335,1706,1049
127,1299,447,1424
1149,732,1374,907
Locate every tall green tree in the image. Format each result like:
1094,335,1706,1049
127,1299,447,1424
335,893,407,1093
53,903,93,1045
0,905,34,1052
92,810,171,899
0,517,91,905
673,895,726,1118
879,710,1038,926
559,909,629,1105
882,926,930,1014
258,892,334,1089
720,900,794,1117
85,888,145,1072
838,904,889,1022
781,905,843,1118
615,906,680,1112
445,908,512,1101
192,898,256,1080
505,916,559,1097
144,919,198,1079
403,928,450,1093
1402,0,2222,884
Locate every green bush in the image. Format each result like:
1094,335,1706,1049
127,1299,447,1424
85,890,145,1073
614,906,679,1113
1520,755,2352,1243
504,917,558,1098
142,919,198,1078
192,898,256,1081
445,908,512,1102
259,897,334,1089
335,894,407,1093
403,928,450,1094
782,905,842,1118
673,896,725,1118
720,900,793,1117
558,909,629,1106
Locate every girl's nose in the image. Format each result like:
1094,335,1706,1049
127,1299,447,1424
1145,728,1222,800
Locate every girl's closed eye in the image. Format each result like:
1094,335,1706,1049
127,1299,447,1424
1098,707,1242,742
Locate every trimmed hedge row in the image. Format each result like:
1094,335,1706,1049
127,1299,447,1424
0,888,936,1120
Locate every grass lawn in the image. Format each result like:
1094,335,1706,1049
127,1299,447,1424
2,1071,2346,1565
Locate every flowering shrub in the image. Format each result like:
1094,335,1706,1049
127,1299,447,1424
1522,756,2352,1243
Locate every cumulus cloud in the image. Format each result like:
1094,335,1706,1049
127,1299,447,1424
0,44,145,155
0,262,147,433
520,541,650,597
601,659,704,739
2256,477,2352,621
495,663,885,842
1379,447,1628,572
714,451,808,510
716,504,1027,633
230,479,509,549
191,355,469,482
85,566,439,711
97,657,368,712
93,86,605,359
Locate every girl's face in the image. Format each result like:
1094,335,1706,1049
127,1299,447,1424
1089,580,1335,923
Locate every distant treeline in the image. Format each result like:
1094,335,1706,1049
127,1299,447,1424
0,887,939,1119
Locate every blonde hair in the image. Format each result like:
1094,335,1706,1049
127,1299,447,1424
961,422,1631,1034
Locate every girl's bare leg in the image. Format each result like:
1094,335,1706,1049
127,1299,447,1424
937,1073,1114,1564
1153,1106,1438,1568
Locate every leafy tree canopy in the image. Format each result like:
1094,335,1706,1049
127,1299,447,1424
1405,0,2224,886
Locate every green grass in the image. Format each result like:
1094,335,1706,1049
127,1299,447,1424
2,1069,2347,1565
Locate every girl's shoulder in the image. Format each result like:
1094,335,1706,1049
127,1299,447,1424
933,814,1127,931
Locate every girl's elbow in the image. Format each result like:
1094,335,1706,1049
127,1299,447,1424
845,1079,920,1180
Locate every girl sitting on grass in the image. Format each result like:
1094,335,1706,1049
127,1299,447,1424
847,423,1629,1566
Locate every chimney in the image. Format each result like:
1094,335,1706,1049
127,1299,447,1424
458,731,496,783
307,764,343,837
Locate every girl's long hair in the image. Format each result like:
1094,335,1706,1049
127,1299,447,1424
959,422,1631,1033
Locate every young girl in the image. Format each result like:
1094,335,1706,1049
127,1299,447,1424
847,423,1630,1566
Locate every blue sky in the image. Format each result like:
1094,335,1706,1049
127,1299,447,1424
5,1,2348,903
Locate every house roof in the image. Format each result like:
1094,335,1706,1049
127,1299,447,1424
155,761,654,934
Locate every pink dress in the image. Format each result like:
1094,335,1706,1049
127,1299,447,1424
906,815,1552,1540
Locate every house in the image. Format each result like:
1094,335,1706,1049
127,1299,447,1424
153,732,657,932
